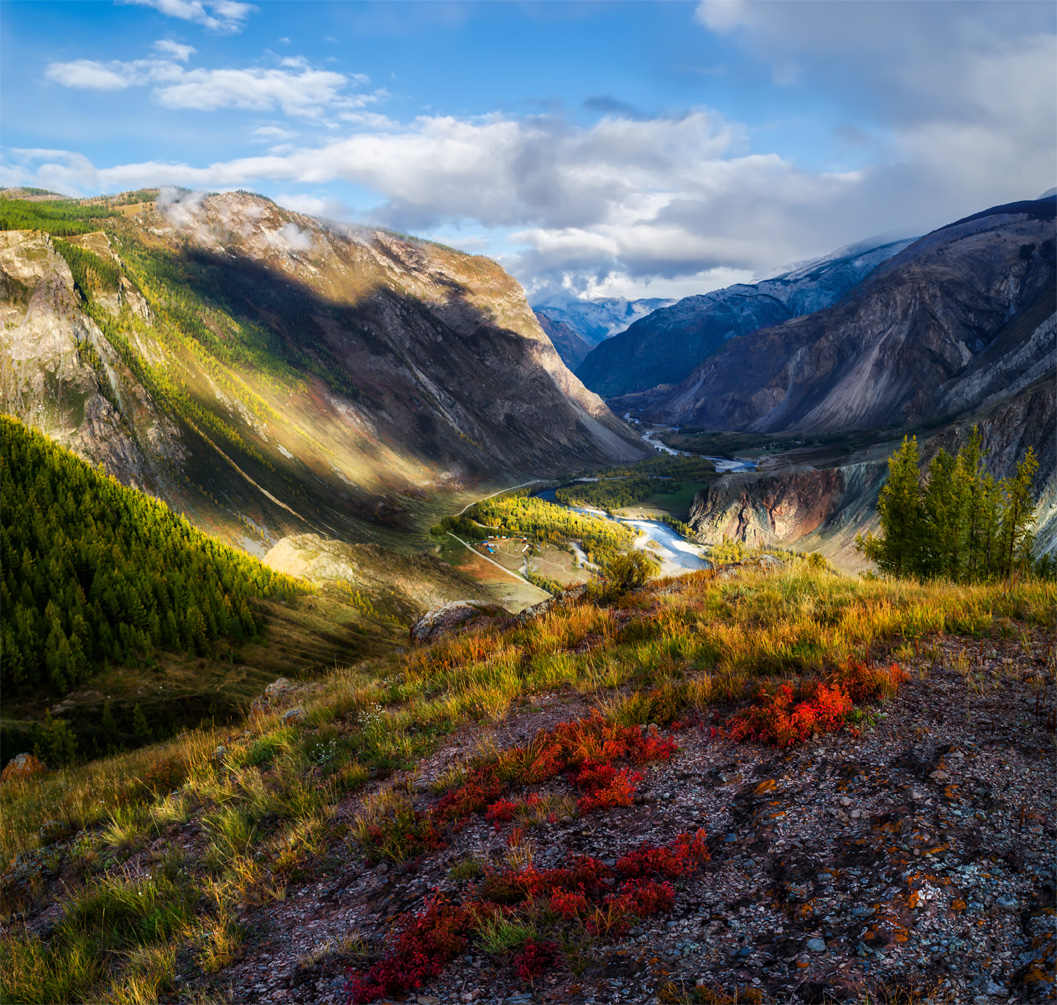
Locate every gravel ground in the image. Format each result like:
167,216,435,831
172,624,1055,1005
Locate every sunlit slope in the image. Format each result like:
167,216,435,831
0,191,644,555
0,416,488,762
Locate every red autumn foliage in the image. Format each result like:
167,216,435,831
512,939,560,983
549,887,590,919
359,711,679,863
347,832,709,1002
347,894,472,1003
727,658,908,748
573,761,642,813
616,829,710,879
486,798,518,826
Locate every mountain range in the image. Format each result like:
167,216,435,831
575,238,915,396
0,190,644,556
574,197,1055,562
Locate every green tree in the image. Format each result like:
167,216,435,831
857,436,924,577
998,448,1039,578
921,448,963,580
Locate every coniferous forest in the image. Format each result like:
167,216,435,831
0,416,303,697
856,428,1048,582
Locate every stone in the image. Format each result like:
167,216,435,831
807,938,827,953
409,602,511,645
1,752,48,782
282,707,306,724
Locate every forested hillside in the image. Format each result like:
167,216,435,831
0,416,302,696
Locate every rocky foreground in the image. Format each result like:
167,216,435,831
161,623,1055,1005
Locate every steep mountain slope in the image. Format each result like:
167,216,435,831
0,191,645,554
534,312,595,370
651,199,1055,433
533,296,674,346
577,238,913,397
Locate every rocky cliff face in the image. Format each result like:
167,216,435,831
577,238,913,397
0,191,645,552
688,462,888,568
650,200,1055,434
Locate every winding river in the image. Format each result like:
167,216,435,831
534,487,712,572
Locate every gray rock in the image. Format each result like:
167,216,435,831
409,601,511,645
806,938,827,953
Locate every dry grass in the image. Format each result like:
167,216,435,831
1,566,1053,1003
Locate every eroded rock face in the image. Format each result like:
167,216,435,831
689,467,865,549
409,601,512,645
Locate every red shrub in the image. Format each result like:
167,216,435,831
512,939,559,983
347,894,471,1003
616,829,710,879
615,877,675,915
573,761,642,813
486,799,518,826
726,658,907,748
832,657,908,702
549,887,590,919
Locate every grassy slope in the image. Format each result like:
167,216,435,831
1,562,1053,1003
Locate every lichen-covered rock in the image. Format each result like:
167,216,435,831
1,752,48,782
409,601,511,645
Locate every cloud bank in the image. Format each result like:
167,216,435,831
10,1,1055,301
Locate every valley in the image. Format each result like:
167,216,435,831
1,187,1054,1005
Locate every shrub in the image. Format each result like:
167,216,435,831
347,895,471,1003
512,938,559,983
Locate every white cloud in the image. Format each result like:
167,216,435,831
123,0,256,33
45,60,135,90
44,49,378,120
252,125,298,141
274,192,347,217
153,39,196,62
15,1,1057,302
265,222,314,252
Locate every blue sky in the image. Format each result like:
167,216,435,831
3,1,1055,302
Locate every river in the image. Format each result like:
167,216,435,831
534,487,712,572
628,416,758,473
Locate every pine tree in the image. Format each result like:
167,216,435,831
998,448,1039,578
857,436,924,577
922,448,962,580
132,704,152,745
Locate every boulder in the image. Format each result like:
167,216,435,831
409,601,511,645
1,752,48,782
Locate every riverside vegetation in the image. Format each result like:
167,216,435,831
1,554,1053,1003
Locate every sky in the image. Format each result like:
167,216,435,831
2,0,1055,304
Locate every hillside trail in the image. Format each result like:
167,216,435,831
167,621,1055,1005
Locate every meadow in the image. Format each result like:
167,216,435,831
2,559,1053,1003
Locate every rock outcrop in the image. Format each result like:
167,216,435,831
408,601,512,645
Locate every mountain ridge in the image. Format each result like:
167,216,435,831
0,190,647,555
576,237,914,397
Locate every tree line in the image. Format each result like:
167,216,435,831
856,428,1048,581
0,416,303,695
0,196,120,236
